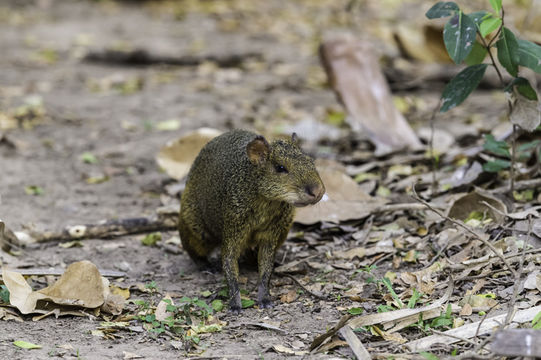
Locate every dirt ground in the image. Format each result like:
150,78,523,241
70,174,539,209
2,0,537,359
0,1,357,359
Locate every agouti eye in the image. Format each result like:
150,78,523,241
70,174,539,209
275,164,288,173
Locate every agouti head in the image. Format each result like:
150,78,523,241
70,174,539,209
246,133,325,207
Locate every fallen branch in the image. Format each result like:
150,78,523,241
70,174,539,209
404,305,541,351
24,213,178,243
338,325,371,360
412,186,518,279
84,49,262,67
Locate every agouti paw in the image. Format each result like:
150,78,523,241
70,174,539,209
229,297,242,314
258,298,274,309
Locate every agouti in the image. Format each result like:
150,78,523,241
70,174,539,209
179,129,325,313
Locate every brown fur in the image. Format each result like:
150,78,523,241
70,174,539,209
179,129,325,313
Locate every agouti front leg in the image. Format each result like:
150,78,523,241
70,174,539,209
222,230,244,313
256,229,288,309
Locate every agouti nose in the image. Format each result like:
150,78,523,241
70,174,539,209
305,183,325,202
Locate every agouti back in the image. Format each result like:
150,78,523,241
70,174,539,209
179,129,325,313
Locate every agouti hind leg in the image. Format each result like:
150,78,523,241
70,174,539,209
179,216,213,266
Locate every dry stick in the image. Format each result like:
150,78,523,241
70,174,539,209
428,100,442,194
490,177,541,194
429,329,477,346
26,215,178,243
502,215,533,328
411,186,518,279
284,274,327,300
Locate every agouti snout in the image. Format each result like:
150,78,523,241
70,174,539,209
179,129,325,313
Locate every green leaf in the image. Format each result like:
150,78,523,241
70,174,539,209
421,352,440,360
505,77,539,101
532,310,541,329
517,39,541,74
479,17,502,37
483,159,511,172
468,11,489,27
443,12,477,64
0,285,10,303
24,185,44,196
464,40,488,65
489,0,502,13
483,134,510,157
348,307,363,315
13,341,42,349
200,290,212,298
211,299,224,312
241,299,255,309
440,64,488,112
80,152,98,164
425,2,459,19
496,27,519,77
141,232,161,246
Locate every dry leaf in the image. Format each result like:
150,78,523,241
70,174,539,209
447,190,507,225
2,261,107,314
510,95,541,132
156,127,223,180
280,290,298,304
320,32,422,154
334,247,366,260
155,295,174,321
295,163,387,224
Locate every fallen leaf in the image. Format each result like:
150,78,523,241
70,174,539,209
447,190,507,225
13,340,42,349
2,261,107,314
295,162,387,224
280,289,298,304
155,295,174,322
156,127,223,180
510,94,541,132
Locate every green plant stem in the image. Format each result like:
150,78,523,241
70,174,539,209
477,7,516,196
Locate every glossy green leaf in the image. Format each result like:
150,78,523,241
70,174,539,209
505,77,538,101
483,134,510,157
517,39,541,74
464,40,488,65
479,17,502,37
483,159,511,172
348,307,363,315
425,1,459,19
468,11,489,27
489,0,502,13
496,27,519,77
241,299,255,308
440,64,488,112
443,12,477,64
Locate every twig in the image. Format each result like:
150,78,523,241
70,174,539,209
411,185,518,279
502,215,532,328
428,100,442,194
490,177,541,194
284,274,328,300
429,329,477,346
24,215,178,243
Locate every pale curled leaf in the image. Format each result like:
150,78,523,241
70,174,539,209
295,162,387,224
2,261,107,314
510,94,541,132
156,127,223,180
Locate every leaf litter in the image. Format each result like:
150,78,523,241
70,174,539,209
1,0,541,359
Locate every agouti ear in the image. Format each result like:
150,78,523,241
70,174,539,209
247,135,270,165
291,132,299,145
